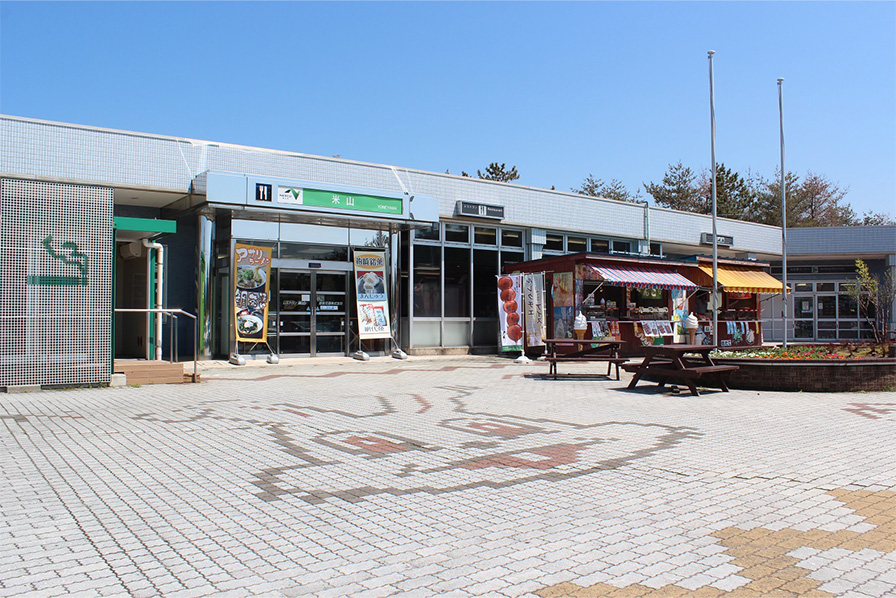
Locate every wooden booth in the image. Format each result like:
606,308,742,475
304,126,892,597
506,254,699,357
681,257,786,349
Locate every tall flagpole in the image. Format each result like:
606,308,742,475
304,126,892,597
708,50,718,349
778,77,788,348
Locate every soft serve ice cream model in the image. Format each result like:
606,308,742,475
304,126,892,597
573,312,588,340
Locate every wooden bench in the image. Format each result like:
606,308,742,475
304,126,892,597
547,356,629,380
624,344,739,396
542,339,627,380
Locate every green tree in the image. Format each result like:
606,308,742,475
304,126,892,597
643,162,703,212
846,259,896,346
573,174,643,203
698,164,756,220
790,172,853,226
477,162,519,182
860,211,895,226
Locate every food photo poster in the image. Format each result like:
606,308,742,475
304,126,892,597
234,243,272,342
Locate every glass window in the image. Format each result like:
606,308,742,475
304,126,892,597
794,283,813,292
443,247,470,317
649,242,662,256
795,297,814,318
567,237,587,253
501,229,523,248
544,234,564,251
444,223,469,243
232,219,279,240
612,241,631,254
474,227,497,245
500,251,525,271
350,228,388,247
817,296,836,318
279,243,348,262
839,282,856,293
838,294,858,318
591,239,610,253
473,250,498,318
281,223,348,245
794,320,814,338
413,245,441,317
816,282,835,292
414,223,440,241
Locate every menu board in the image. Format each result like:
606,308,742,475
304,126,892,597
354,249,391,339
234,244,272,342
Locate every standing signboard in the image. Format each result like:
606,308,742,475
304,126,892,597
497,274,523,351
522,273,546,348
234,244,272,342
354,249,391,340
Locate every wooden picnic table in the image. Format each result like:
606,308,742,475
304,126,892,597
623,344,739,396
542,338,627,380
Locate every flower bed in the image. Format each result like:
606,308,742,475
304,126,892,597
708,345,896,392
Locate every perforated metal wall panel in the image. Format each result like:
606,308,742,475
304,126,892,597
0,179,112,386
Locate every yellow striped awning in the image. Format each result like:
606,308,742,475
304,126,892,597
696,264,788,294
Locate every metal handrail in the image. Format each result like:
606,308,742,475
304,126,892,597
114,308,199,382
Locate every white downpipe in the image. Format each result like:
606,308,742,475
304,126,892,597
143,239,164,361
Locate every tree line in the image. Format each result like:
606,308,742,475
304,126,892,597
452,161,892,227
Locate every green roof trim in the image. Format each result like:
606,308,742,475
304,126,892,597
114,217,177,234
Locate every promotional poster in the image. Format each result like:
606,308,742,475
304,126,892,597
234,243,272,342
497,274,522,351
354,250,391,339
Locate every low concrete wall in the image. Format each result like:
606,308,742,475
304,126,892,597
712,358,896,392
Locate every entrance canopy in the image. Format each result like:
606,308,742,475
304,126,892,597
585,263,697,291
695,264,786,293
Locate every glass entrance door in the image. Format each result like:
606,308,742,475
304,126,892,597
278,270,348,356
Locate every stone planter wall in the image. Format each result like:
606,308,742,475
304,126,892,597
711,358,896,392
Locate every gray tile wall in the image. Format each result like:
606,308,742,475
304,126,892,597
2,115,783,254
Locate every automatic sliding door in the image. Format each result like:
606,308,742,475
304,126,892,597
278,270,347,356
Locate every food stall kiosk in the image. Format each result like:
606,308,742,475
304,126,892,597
681,257,786,349
505,254,698,356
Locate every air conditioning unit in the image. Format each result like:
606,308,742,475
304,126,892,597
119,241,143,260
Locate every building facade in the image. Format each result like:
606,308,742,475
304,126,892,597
2,115,792,384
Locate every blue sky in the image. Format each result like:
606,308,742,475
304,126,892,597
1,1,894,217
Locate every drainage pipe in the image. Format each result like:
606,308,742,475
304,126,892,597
143,239,164,361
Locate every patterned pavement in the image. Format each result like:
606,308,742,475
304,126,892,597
1,355,895,597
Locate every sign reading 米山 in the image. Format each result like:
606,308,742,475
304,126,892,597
353,250,391,340
278,186,403,215
1,179,112,387
234,244,272,343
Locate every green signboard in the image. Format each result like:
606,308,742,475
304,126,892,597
277,186,403,215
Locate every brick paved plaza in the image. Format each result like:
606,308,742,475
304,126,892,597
2,356,895,597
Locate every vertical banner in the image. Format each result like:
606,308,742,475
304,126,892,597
671,289,688,344
354,249,391,339
234,243,272,342
522,273,546,348
497,274,522,351
551,272,574,338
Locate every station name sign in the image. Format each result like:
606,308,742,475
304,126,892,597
700,232,733,247
455,201,504,220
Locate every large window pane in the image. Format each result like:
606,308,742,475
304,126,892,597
445,223,469,243
794,320,814,338
567,237,587,253
279,243,348,261
817,296,836,318
501,229,523,248
414,223,439,241
795,297,814,318
444,247,470,317
544,234,563,251
591,239,610,253
474,227,497,245
501,251,525,271
349,228,388,247
412,320,441,347
473,249,498,318
838,294,858,318
281,223,348,245
413,245,441,317
612,240,631,254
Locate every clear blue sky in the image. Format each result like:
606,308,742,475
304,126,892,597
2,1,894,217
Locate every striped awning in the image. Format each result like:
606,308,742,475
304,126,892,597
696,264,787,293
586,264,697,291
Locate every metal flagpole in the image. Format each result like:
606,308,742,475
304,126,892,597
778,77,788,348
708,50,718,348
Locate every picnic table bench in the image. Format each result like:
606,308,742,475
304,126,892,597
542,339,628,380
622,344,739,396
